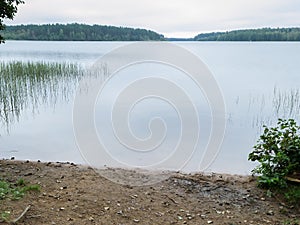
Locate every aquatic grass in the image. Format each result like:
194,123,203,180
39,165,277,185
273,86,300,118
247,86,300,129
0,61,85,129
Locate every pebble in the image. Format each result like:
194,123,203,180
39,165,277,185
133,219,139,223
207,221,213,224
200,214,206,219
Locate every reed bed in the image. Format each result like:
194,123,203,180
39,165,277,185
0,61,85,128
248,86,300,129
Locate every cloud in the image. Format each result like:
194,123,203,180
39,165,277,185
5,0,300,38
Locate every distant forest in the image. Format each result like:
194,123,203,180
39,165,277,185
2,25,300,41
1,23,165,41
194,28,300,41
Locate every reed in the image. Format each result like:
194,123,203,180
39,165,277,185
0,61,84,129
273,86,300,118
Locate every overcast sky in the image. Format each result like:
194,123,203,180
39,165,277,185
5,0,300,38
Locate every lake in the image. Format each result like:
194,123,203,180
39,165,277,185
0,41,300,175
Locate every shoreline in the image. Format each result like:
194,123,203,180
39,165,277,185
0,159,299,224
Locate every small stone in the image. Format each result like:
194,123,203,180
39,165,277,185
200,214,206,219
260,197,265,201
104,206,110,211
207,221,213,224
178,216,183,220
133,219,139,223
266,210,274,216
59,207,65,211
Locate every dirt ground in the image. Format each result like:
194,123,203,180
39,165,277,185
0,159,299,225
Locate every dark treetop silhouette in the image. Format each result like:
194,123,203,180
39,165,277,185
0,0,24,43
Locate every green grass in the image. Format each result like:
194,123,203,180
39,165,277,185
0,178,40,222
0,178,40,201
282,219,300,225
0,61,85,128
284,185,300,205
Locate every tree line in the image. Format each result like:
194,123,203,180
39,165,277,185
2,25,300,42
194,28,300,41
1,23,165,41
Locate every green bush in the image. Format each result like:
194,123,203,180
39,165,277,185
248,118,300,188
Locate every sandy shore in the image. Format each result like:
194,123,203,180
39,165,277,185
0,159,299,224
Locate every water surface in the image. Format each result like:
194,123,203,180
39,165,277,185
0,41,300,175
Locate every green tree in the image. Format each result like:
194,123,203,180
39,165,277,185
1,23,165,41
0,0,24,43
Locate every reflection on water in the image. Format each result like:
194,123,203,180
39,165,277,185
1,41,300,175
0,61,84,130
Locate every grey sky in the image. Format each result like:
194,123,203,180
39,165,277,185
5,0,300,38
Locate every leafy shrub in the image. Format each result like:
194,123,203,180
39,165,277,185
248,118,300,188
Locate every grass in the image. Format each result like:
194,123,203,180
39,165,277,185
249,87,300,129
273,86,300,118
284,185,300,205
0,178,40,222
0,178,40,201
282,219,300,225
0,61,84,129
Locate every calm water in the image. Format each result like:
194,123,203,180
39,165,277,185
0,41,300,175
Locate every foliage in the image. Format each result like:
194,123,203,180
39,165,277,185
0,211,10,222
194,28,300,41
284,185,300,205
282,219,300,225
0,0,24,43
248,118,300,188
0,178,40,201
1,23,165,41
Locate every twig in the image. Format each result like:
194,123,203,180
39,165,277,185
10,205,31,224
162,194,178,204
